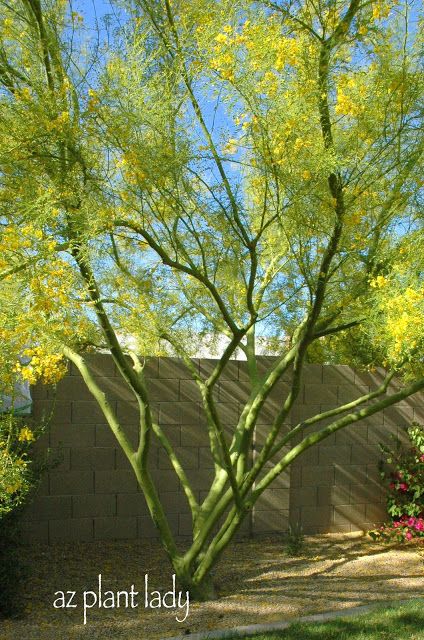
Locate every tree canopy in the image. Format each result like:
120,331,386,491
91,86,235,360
0,0,423,598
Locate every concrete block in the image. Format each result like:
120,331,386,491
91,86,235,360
46,447,71,472
180,424,210,447
383,405,414,428
350,485,383,505
73,494,117,518
158,446,199,470
159,402,200,425
289,486,317,508
301,464,334,486
142,357,159,379
300,506,332,527
365,502,386,524
338,384,369,404
72,400,114,424
328,524,353,534
181,402,202,424
335,425,368,446
354,368,386,388
20,520,49,544
350,443,380,465
150,469,181,492
32,400,71,424
199,359,238,381
198,447,214,469
22,495,72,521
49,470,94,495
117,493,148,517
96,377,135,402
160,491,192,514
116,401,139,423
366,464,383,484
267,381,291,402
94,517,137,540
323,366,355,385
71,447,115,470
178,513,195,537
319,485,350,506
256,400,281,425
290,465,302,489
53,376,94,401
304,384,338,405
319,445,350,466
296,445,319,465
302,363,323,382
137,515,160,538
147,378,179,401
253,509,289,533
334,464,367,486
290,404,321,424
98,423,138,450
215,402,239,425
185,467,214,491
301,524,328,534
218,380,251,403
367,424,395,445
49,518,93,542
50,423,95,447
95,470,138,493
82,353,116,377
179,380,202,402
159,357,196,379
95,423,120,447
256,487,290,510
257,463,290,489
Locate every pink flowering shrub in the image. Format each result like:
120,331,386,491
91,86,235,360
369,423,424,543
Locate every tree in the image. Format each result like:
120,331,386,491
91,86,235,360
0,0,423,599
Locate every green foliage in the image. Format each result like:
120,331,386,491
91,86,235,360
0,511,27,618
0,0,423,598
0,412,46,518
284,522,304,557
369,423,424,543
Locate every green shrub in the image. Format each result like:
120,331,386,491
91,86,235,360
0,409,52,617
369,422,424,543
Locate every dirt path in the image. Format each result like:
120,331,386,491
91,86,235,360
1,534,423,640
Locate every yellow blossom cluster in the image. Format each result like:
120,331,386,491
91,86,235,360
116,151,147,185
274,37,302,71
210,25,239,82
369,269,424,364
370,274,388,288
372,0,397,20
385,287,423,358
17,426,35,443
16,347,67,385
46,110,71,132
335,89,364,117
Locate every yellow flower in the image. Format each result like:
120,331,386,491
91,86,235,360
370,275,388,288
5,482,21,494
18,427,35,443
214,33,228,45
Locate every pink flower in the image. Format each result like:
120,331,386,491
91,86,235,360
399,482,408,492
405,531,413,540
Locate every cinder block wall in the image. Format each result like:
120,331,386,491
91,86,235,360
21,356,424,543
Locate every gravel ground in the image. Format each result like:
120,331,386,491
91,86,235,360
0,534,423,640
